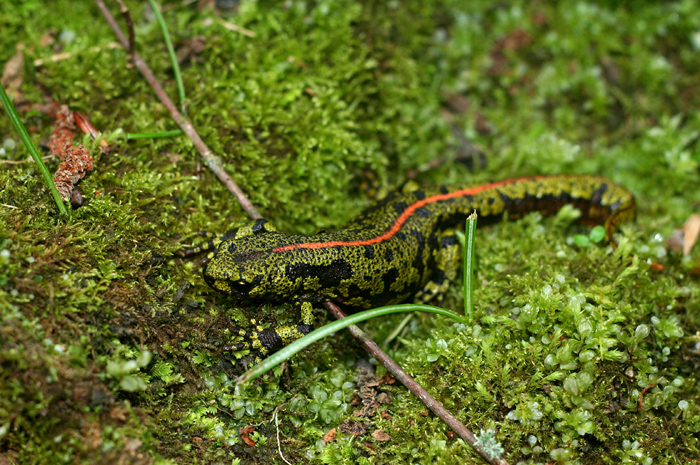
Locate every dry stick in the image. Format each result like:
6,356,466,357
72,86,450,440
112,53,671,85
114,0,135,54
324,302,510,465
93,0,261,220
95,1,505,462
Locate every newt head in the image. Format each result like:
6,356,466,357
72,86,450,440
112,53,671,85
202,228,313,304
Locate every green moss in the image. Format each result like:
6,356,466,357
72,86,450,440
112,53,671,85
2,0,700,463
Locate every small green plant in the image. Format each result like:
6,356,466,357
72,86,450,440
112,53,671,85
571,225,606,247
151,359,185,387
105,350,152,392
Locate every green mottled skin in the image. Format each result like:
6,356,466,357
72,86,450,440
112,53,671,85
198,175,635,354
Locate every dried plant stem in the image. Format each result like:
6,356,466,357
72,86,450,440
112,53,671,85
93,0,261,219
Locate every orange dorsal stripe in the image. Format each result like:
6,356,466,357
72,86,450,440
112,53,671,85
271,176,546,253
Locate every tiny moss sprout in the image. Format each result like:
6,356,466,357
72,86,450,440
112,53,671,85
151,359,185,387
473,429,504,461
105,351,152,392
506,401,544,425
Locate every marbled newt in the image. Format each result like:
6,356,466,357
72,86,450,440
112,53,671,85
194,175,635,356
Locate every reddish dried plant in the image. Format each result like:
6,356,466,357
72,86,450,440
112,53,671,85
48,105,93,201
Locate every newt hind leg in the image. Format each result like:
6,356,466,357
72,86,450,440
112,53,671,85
182,231,223,259
415,233,461,304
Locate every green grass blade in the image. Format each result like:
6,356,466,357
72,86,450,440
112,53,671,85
236,304,468,385
0,84,68,215
464,212,477,323
148,0,186,112
126,129,183,140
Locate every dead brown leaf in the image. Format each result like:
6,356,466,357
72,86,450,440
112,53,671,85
165,152,183,164
322,428,337,443
239,425,256,446
340,420,366,436
371,429,391,442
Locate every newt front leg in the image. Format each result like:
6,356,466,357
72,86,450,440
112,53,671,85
224,300,315,356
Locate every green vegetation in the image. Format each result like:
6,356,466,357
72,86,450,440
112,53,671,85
1,0,699,463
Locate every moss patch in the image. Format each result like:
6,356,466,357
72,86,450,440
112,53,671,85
1,0,700,463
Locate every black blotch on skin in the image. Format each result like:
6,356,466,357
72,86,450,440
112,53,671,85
257,328,283,352
344,282,364,304
381,267,400,290
413,207,431,218
227,244,263,261
428,232,441,251
430,268,448,287
536,192,570,215
413,190,426,200
499,191,511,208
440,235,458,248
521,193,535,209
221,228,240,240
362,267,400,306
252,219,268,234
410,228,425,242
393,201,409,215
384,248,394,262
411,239,426,282
363,245,375,260
285,259,353,288
589,183,608,206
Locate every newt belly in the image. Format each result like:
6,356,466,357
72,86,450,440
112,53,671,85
199,174,635,355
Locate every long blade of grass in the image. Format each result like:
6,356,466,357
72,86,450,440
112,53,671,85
236,303,467,385
464,211,477,323
147,0,186,112
0,85,68,215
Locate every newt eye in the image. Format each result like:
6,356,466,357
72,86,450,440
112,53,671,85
230,279,256,294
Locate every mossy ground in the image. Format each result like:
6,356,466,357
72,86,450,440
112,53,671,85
1,0,700,464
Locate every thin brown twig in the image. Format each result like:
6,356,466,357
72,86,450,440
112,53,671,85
93,0,261,219
638,379,662,412
1,155,56,164
324,302,510,465
114,0,135,56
